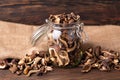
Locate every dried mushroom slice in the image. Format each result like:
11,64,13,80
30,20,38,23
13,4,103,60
9,64,18,73
27,69,40,77
114,65,120,70
58,37,77,53
67,41,77,53
92,62,101,68
113,58,119,65
0,59,7,69
49,47,63,66
23,66,31,75
49,47,70,66
18,58,26,65
59,50,70,66
99,60,111,71
81,64,92,73
94,46,102,58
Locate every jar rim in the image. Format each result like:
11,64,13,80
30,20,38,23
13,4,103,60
53,25,76,30
46,19,82,29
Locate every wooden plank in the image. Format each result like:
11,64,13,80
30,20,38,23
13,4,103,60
0,0,120,25
0,68,120,80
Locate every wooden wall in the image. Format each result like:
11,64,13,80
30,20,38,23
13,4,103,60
0,0,120,25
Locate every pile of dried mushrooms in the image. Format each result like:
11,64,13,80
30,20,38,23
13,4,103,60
80,46,120,72
0,50,53,76
0,46,120,76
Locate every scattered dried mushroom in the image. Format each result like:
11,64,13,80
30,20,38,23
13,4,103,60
80,46,120,72
0,59,7,69
0,50,53,77
0,45,120,76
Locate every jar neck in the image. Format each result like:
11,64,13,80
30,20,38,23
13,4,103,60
46,19,83,30
46,19,88,42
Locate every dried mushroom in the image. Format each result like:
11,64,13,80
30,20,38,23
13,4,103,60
81,64,92,72
9,64,18,73
0,49,52,77
49,12,80,24
80,46,120,72
0,59,7,69
23,66,31,75
49,47,64,66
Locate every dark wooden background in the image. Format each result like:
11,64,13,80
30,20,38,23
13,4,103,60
0,0,120,25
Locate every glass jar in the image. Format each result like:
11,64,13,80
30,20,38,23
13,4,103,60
46,19,87,67
31,19,87,67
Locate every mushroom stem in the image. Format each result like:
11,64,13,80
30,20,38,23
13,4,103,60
49,47,63,66
58,37,68,48
67,41,77,52
27,70,40,76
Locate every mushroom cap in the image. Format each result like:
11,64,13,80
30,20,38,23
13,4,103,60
0,60,7,69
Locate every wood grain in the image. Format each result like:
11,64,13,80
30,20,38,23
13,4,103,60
0,68,120,80
0,0,120,25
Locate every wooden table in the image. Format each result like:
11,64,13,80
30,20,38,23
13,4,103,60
0,68,120,80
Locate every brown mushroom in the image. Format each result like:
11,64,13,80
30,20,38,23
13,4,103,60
94,46,102,58
45,66,53,72
9,64,18,73
59,50,70,66
27,69,40,77
29,56,41,69
99,60,111,71
92,62,101,68
23,66,31,75
85,51,93,58
49,47,63,66
81,64,92,73
0,59,7,69
113,58,119,65
67,41,77,53
18,58,26,65
16,70,23,75
102,51,113,57
58,37,77,53
33,57,41,64
17,64,24,71
26,50,39,61
41,58,47,66
114,65,120,70
36,66,53,76
58,37,68,48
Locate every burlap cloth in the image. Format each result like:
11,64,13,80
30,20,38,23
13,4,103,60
0,21,120,59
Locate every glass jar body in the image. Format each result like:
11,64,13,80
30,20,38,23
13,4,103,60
48,22,84,67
